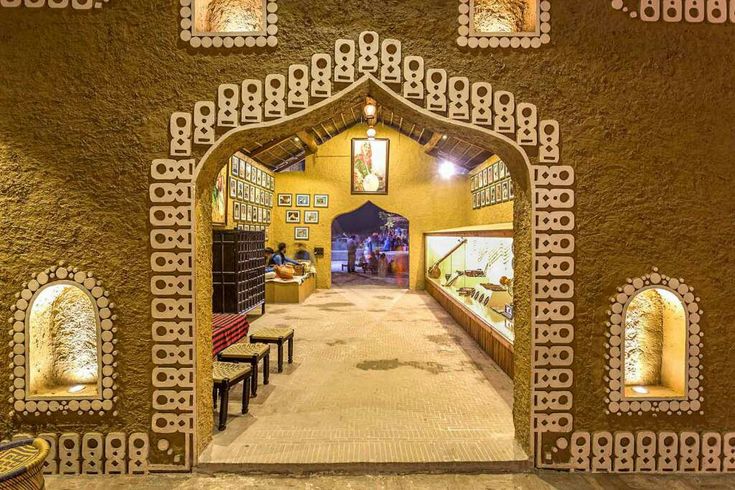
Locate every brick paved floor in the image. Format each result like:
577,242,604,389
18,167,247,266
199,286,525,466
46,472,735,489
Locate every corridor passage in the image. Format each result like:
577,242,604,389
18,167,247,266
200,287,525,467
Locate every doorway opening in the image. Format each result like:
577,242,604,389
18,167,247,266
192,89,529,469
331,202,409,289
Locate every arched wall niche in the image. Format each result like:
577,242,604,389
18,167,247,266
604,268,703,416
149,30,575,471
27,280,101,400
7,262,120,417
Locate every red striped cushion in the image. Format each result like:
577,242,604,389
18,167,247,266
212,314,250,356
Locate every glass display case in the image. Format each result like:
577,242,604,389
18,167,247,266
424,225,514,343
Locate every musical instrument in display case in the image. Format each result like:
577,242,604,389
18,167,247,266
427,238,467,279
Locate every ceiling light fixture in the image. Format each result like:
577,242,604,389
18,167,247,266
363,96,377,119
366,127,377,140
439,160,458,180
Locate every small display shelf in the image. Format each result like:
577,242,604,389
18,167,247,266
212,230,266,314
424,224,514,376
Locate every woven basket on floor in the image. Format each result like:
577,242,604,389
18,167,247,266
0,438,49,490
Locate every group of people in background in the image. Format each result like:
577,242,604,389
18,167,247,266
265,242,311,274
344,231,408,275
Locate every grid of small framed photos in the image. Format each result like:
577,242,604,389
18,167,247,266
229,155,274,231
470,160,514,209
277,193,329,241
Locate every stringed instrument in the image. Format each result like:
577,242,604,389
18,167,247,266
427,238,468,279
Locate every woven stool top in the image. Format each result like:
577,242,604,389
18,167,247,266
219,342,270,360
0,438,47,481
213,361,252,383
250,327,294,340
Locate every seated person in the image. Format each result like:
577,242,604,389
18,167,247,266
293,242,311,262
270,242,300,267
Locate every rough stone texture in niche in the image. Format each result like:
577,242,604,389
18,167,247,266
28,283,99,398
472,0,538,33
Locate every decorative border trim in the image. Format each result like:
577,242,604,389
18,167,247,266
152,30,573,469
7,262,119,417
457,0,551,48
179,0,278,49
4,431,148,475
0,0,109,8
610,0,735,23
570,430,735,472
605,268,703,416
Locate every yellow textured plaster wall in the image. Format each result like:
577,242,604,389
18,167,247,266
271,124,475,291
0,0,734,466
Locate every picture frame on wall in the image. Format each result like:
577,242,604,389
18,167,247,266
234,202,240,220
286,210,301,223
294,227,309,240
237,181,244,199
314,194,329,208
351,138,389,195
472,192,478,209
211,166,228,225
266,209,271,223
249,186,255,202
499,161,506,179
243,183,250,202
239,160,246,178
229,177,237,198
480,188,487,206
494,183,502,202
489,164,495,184
509,180,515,199
493,164,500,181
296,194,310,207
245,161,251,181
482,168,488,187
231,157,239,177
502,181,509,201
304,210,319,224
490,185,496,204
246,205,252,222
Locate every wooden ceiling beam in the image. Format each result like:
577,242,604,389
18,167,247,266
423,132,444,155
296,130,319,154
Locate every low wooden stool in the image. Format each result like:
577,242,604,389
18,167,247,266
217,342,271,396
249,327,294,373
212,361,252,431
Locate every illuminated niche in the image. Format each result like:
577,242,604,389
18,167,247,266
622,287,686,399
27,282,101,399
9,263,118,416
181,0,278,48
471,0,538,34
194,0,266,35
457,0,551,49
605,269,703,415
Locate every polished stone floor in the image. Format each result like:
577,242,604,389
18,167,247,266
199,286,524,467
46,472,735,489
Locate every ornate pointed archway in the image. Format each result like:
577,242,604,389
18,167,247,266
148,34,575,470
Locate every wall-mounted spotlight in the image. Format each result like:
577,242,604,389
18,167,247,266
363,96,377,125
366,127,377,140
